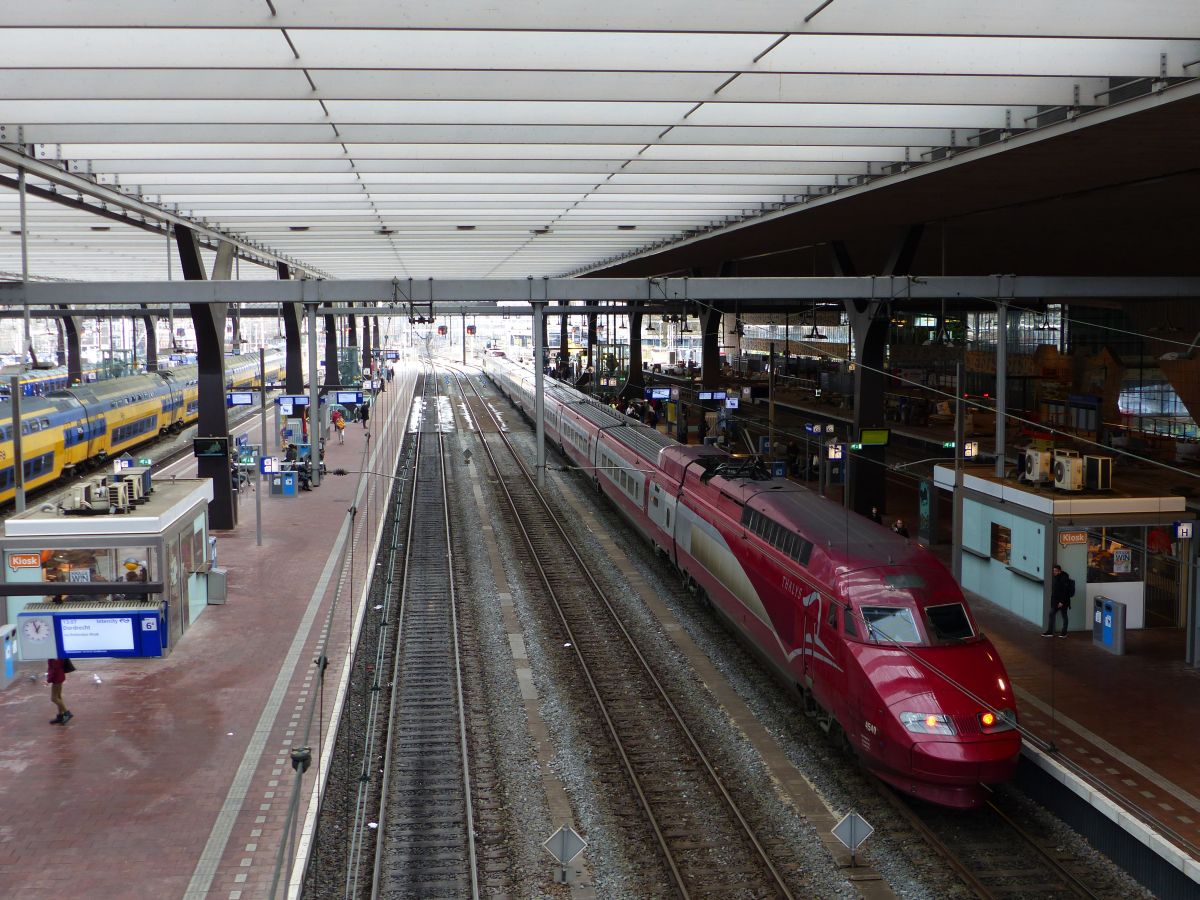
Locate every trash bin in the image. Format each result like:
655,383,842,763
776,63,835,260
1092,595,1126,655
1,624,16,690
207,567,229,605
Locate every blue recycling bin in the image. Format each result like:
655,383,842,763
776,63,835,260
1092,596,1126,655
270,471,298,498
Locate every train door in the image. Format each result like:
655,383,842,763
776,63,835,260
647,480,677,543
798,589,818,690
817,600,849,724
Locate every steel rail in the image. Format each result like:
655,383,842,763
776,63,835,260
872,773,1101,899
450,363,793,899
342,423,411,897
985,798,1100,899
869,776,997,900
369,366,479,899
368,374,429,900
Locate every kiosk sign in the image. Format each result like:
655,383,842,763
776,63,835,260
8,553,40,570
1059,531,1088,546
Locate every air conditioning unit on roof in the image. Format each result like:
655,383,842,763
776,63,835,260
1053,455,1084,491
1085,455,1113,491
1024,448,1052,483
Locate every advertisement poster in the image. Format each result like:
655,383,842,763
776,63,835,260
1113,548,1132,574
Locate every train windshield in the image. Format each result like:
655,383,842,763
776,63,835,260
924,602,975,642
860,606,922,645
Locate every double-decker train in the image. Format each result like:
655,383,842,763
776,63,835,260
484,353,1020,808
0,351,282,504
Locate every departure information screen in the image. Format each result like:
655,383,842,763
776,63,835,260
60,617,135,653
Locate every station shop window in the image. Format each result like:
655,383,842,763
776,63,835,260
1087,527,1144,583
31,547,155,599
990,522,1012,564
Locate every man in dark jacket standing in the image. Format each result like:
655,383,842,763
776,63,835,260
1043,564,1073,637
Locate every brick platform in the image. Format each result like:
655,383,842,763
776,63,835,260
0,372,412,900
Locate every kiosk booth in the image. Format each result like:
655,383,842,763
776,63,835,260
935,465,1189,634
1,478,215,661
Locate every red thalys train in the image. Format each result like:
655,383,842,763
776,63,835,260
484,354,1020,808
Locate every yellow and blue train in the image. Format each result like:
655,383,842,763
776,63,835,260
0,351,283,504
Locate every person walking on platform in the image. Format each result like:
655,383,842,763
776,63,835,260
332,409,346,444
891,519,909,538
1043,564,1074,637
360,398,371,429
47,658,73,725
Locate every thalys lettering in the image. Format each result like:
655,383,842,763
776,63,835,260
484,353,1021,809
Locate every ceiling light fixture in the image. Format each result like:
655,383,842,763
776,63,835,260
289,225,310,232
89,226,111,232
617,224,637,230
456,225,476,231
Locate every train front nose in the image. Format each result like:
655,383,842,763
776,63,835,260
910,736,1021,784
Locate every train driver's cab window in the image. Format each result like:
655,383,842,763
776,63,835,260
843,607,859,638
924,603,975,642
861,606,922,644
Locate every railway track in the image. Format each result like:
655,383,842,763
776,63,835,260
873,777,1102,899
451,365,795,899
371,367,479,899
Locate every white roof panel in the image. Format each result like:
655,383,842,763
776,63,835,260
0,8,1194,279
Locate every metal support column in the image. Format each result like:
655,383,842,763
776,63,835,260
558,300,569,375
699,306,722,388
625,303,644,399
177,225,237,529
952,364,965,581
586,313,597,371
141,304,158,371
10,379,24,512
18,169,32,368
361,314,371,376
845,300,888,515
323,304,338,391
61,307,82,385
533,301,546,488
307,303,321,487
538,303,550,372
995,301,1008,478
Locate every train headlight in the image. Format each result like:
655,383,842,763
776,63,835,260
978,708,1017,733
899,711,956,735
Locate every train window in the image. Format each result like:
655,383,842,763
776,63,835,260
843,607,859,638
861,606,922,645
924,603,974,641
826,603,837,628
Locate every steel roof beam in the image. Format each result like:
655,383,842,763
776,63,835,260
4,2,1197,37
0,146,327,278
4,276,1200,307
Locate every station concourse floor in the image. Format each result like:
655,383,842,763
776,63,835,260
0,373,412,900
967,588,1200,854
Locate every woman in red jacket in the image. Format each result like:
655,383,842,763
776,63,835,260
47,658,73,725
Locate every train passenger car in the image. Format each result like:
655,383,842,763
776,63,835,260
484,353,1020,808
0,350,284,505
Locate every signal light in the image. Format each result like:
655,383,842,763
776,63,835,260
437,325,448,335
924,715,939,729
981,712,996,727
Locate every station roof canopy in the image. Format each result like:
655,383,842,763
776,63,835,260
0,2,1197,282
